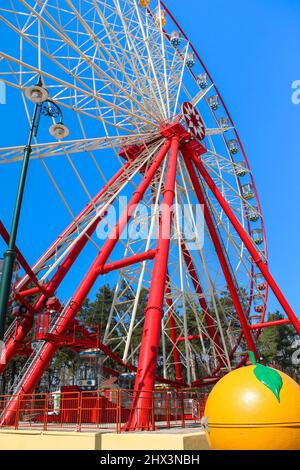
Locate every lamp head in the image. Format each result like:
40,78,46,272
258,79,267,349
49,123,70,140
25,85,49,103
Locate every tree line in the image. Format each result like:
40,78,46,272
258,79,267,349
0,283,298,394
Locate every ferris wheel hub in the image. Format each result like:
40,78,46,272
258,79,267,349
159,119,207,158
182,102,206,141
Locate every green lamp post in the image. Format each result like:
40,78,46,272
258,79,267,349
0,81,69,340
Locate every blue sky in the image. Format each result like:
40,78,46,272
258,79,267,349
0,0,299,317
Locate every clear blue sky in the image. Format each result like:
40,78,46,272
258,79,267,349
0,0,299,317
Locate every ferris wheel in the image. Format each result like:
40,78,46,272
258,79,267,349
0,0,299,430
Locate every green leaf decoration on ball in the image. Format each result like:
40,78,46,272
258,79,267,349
248,351,283,402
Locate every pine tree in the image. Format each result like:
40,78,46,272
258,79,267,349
258,311,299,381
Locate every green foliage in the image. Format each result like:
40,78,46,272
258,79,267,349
2,282,298,393
79,284,115,331
258,311,300,382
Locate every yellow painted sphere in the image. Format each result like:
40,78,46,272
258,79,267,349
204,366,300,450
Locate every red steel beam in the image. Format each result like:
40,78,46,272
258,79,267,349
125,136,179,431
191,153,300,336
177,334,202,342
250,319,292,330
17,286,42,298
183,149,257,355
99,250,157,274
0,139,172,426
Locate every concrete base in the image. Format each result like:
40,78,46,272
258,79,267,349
0,429,210,450
101,431,210,450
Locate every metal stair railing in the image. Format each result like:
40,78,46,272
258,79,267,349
2,300,71,408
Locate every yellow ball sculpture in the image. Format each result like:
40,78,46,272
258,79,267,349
204,353,300,450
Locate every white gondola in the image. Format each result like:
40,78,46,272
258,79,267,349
255,273,267,291
235,161,247,177
253,293,265,313
170,31,181,47
247,205,260,222
155,8,166,28
208,95,220,111
219,117,230,128
242,183,255,200
197,73,208,89
228,139,239,155
186,52,195,68
251,228,264,245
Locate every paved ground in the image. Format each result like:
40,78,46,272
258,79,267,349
5,421,204,434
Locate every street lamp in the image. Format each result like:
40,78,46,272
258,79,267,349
25,85,49,104
0,79,69,340
49,122,70,140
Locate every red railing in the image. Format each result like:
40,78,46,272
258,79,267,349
0,389,208,432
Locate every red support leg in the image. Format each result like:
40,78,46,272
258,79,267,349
125,136,179,431
191,153,300,336
0,139,172,426
165,276,183,382
183,150,257,354
181,241,228,369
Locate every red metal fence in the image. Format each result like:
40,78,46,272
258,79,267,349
0,389,208,432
